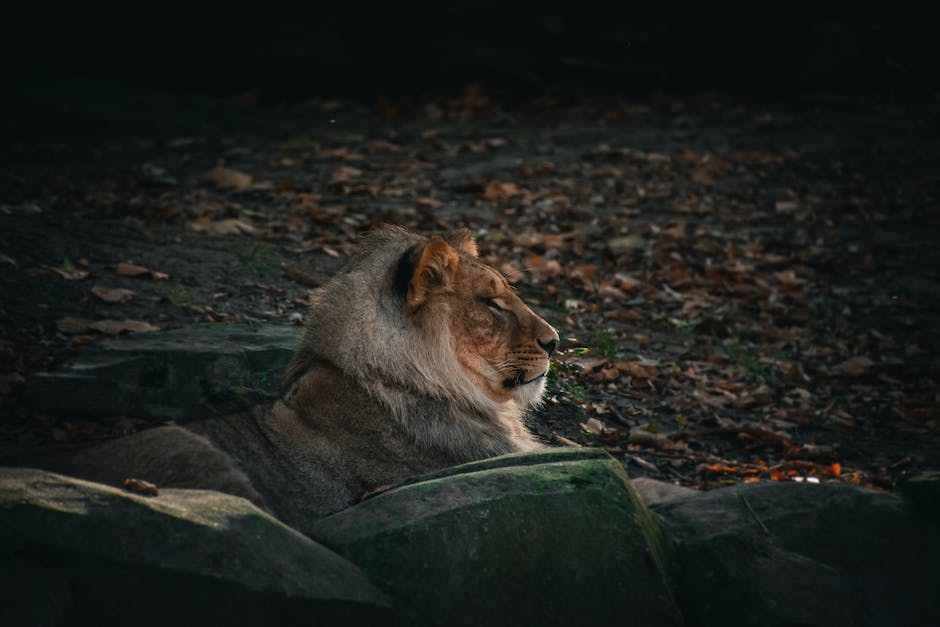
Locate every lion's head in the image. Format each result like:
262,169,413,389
398,229,559,407
288,225,558,429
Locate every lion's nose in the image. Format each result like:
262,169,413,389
538,338,558,357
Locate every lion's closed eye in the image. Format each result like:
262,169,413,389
484,297,505,312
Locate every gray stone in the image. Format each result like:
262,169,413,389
0,467,392,627
25,323,301,421
311,447,683,627
651,481,940,627
898,470,940,526
631,476,699,506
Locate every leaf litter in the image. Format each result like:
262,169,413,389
1,89,937,493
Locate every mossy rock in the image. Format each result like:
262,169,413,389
652,481,940,627
311,448,682,627
0,467,391,627
25,323,301,421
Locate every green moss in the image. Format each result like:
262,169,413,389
312,450,682,627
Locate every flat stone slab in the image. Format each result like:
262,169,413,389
0,467,391,627
651,481,940,627
311,447,683,627
25,323,301,421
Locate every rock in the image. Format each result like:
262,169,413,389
632,476,699,505
311,448,682,627
0,467,391,627
25,323,301,421
898,470,940,526
651,481,940,627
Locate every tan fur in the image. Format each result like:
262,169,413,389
4,226,559,533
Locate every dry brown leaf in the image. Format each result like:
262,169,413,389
607,234,645,254
612,273,642,290
415,197,443,209
203,166,253,190
116,263,150,277
91,286,136,304
50,267,90,280
115,263,169,280
56,317,94,334
481,180,525,201
189,217,258,236
581,417,607,435
88,319,159,335
832,356,875,377
628,430,673,450
365,139,401,153
123,478,159,497
597,283,623,300
329,166,363,184
574,357,607,372
616,361,659,379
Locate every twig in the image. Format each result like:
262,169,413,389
626,454,659,473
554,434,582,447
742,495,769,536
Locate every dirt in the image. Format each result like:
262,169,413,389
2,85,939,489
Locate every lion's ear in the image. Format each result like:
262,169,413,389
446,228,478,257
407,238,460,312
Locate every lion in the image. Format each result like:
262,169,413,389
5,226,559,532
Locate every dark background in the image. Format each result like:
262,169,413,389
4,1,938,109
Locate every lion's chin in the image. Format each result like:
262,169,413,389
509,374,547,409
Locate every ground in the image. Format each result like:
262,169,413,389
2,83,938,490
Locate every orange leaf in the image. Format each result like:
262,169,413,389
705,464,738,474
481,180,526,201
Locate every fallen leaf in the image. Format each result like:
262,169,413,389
116,263,150,277
189,217,258,236
832,356,875,377
50,266,89,280
329,166,363,184
56,317,95,334
123,478,159,497
364,139,400,153
91,286,136,304
203,166,253,190
580,417,607,435
616,361,659,379
573,356,607,372
703,463,739,474
415,197,443,210
607,234,645,254
115,263,169,280
88,319,159,334
481,180,526,201
628,430,673,449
